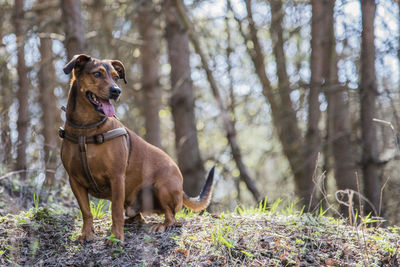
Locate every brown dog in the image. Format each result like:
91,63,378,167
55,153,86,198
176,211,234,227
60,54,214,243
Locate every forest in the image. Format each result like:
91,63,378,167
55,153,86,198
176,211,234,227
1,0,400,265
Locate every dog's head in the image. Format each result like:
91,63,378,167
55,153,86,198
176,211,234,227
63,54,127,117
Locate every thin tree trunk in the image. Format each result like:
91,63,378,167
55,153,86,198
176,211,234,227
164,0,205,196
301,0,331,208
360,0,380,216
90,0,115,58
61,0,85,60
398,1,400,90
173,0,261,203
0,16,12,166
267,0,311,206
323,0,358,216
138,2,162,148
226,0,241,202
13,0,29,181
38,6,59,187
236,0,303,202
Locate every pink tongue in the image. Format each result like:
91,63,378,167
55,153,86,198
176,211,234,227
98,99,115,117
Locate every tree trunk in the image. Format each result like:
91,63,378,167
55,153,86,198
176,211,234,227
360,0,380,216
267,0,311,206
61,0,85,60
238,0,303,202
0,15,12,166
323,0,358,216
90,0,115,58
173,0,261,202
164,0,206,196
38,5,59,187
138,2,162,148
300,0,332,208
226,0,241,202
13,0,29,181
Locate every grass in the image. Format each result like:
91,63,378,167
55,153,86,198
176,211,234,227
0,199,399,266
89,199,109,219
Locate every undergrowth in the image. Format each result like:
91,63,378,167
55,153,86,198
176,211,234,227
0,198,399,266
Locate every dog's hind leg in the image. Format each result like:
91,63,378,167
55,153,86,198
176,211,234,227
69,177,94,242
150,207,176,232
149,187,180,233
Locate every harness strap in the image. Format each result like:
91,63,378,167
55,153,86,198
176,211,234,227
59,127,130,193
78,136,101,194
59,127,128,144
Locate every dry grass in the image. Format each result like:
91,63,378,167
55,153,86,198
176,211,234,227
0,202,399,266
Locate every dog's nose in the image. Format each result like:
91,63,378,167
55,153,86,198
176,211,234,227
109,86,121,99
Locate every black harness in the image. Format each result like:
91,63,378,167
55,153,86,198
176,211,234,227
59,109,130,194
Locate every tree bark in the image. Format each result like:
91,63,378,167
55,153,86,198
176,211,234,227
0,13,12,166
301,0,330,208
238,0,303,203
90,0,115,58
173,0,261,202
13,0,29,180
138,1,162,148
360,0,380,216
38,5,59,187
267,0,310,206
61,0,85,60
164,0,205,196
323,0,358,216
226,0,241,201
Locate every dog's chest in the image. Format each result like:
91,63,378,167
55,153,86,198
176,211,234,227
61,141,115,192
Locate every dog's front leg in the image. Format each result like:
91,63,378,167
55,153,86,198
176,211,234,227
69,177,94,242
110,174,125,243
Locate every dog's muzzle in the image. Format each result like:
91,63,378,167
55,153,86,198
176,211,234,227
110,86,121,100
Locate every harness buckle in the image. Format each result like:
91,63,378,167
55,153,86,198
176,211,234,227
94,133,105,144
58,127,66,139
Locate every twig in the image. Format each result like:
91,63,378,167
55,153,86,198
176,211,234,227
355,172,363,217
373,118,400,156
0,169,56,181
378,176,390,226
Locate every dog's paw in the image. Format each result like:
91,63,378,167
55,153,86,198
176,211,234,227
77,231,94,243
150,223,176,233
150,223,166,233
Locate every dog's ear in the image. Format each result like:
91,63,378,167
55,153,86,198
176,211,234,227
63,54,91,75
111,60,127,84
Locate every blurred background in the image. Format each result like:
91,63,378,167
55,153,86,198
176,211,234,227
1,0,400,225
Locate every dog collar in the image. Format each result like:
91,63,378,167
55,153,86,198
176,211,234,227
65,116,108,129
61,105,108,129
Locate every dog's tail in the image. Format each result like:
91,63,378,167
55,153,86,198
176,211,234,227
183,166,215,212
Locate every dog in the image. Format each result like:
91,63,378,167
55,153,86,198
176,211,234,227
60,54,214,243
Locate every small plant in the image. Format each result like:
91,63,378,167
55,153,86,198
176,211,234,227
211,222,234,250
282,200,298,216
269,198,282,213
33,194,39,210
257,196,268,213
106,234,121,244
90,199,108,219
317,206,328,218
176,208,194,219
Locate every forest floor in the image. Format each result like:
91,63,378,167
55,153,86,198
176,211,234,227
0,200,399,266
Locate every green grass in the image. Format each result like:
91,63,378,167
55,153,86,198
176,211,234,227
89,199,109,219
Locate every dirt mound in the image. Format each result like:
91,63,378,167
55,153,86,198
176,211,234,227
0,207,399,266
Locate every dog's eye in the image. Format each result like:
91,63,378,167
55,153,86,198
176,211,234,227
114,76,120,82
93,72,102,78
